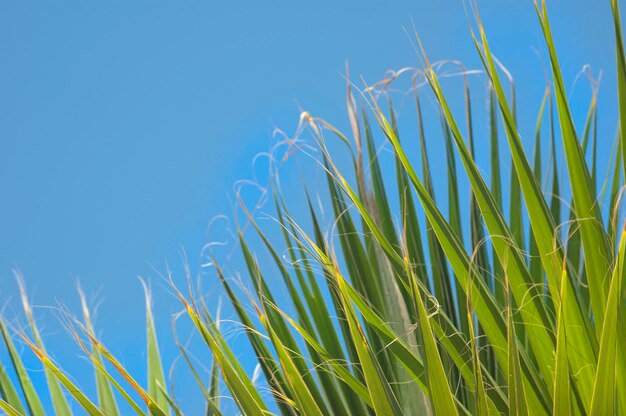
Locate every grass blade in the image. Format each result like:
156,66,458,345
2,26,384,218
0,318,46,416
589,224,625,414
611,0,626,180
536,0,612,330
0,397,23,416
19,333,104,415
0,362,25,415
505,289,528,416
553,258,572,415
176,292,270,416
16,275,72,416
140,282,170,415
78,286,120,415
403,250,458,416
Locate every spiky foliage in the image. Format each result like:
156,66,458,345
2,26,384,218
1,1,625,415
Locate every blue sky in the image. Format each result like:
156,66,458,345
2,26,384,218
0,1,621,414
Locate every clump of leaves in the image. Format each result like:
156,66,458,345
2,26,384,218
1,1,625,415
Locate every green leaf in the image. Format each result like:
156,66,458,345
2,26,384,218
471,8,598,409
16,275,72,416
610,0,626,180
0,397,23,416
80,329,168,416
334,270,403,416
0,318,46,416
141,281,170,415
269,301,374,410
73,329,146,416
174,287,270,416
415,57,554,410
466,296,489,416
0,362,26,415
19,333,104,416
536,0,612,331
589,224,626,415
78,285,120,416
505,290,528,416
404,253,458,416
212,260,295,415
261,312,325,416
553,259,571,416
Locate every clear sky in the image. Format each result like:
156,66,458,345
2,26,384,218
0,1,621,414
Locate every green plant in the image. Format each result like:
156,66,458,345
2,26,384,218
1,1,625,415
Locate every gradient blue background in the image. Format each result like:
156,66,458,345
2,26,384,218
0,1,620,414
